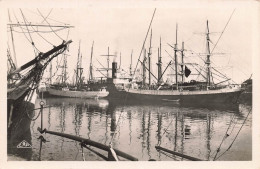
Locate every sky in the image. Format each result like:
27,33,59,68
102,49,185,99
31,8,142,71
5,1,257,84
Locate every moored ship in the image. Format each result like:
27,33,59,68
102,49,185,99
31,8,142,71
38,42,109,99
121,20,243,105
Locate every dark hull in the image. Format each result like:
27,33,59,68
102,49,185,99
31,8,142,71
7,100,34,161
122,89,242,106
238,92,252,104
38,87,109,98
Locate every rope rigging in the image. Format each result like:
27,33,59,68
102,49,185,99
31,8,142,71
20,9,56,47
211,113,236,160
210,9,236,54
7,26,68,34
20,9,39,56
213,107,252,160
40,9,53,23
13,10,40,53
9,41,70,122
37,9,65,42
26,9,68,25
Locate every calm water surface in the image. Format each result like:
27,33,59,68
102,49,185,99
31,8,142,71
8,97,252,161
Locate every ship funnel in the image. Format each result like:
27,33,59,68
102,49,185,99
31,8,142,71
112,62,117,79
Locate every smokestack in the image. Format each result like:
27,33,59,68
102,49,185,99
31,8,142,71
112,62,117,79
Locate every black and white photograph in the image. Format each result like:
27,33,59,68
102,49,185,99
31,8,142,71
1,0,259,168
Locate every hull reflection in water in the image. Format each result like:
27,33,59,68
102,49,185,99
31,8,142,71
43,97,109,110
25,97,251,161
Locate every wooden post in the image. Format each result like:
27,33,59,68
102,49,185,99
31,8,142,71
38,128,139,161
155,146,203,161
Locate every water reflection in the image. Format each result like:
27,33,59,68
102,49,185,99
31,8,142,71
9,97,252,161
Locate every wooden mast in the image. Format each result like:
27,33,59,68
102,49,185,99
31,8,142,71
62,54,67,86
148,29,152,87
157,37,163,84
181,42,184,83
130,50,133,76
174,24,178,90
8,10,17,67
107,47,110,77
76,41,83,89
206,20,211,87
100,47,115,78
143,48,147,87
89,41,94,81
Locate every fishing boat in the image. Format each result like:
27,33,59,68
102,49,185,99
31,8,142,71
39,42,109,99
123,19,243,106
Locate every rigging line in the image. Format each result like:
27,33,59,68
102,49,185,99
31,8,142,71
26,20,55,46
93,65,107,78
8,10,18,67
44,52,66,83
96,59,106,69
19,9,39,55
211,67,235,83
9,27,68,33
133,9,156,76
109,9,156,147
229,118,238,136
37,9,64,41
26,9,68,25
196,64,206,81
41,9,53,23
212,114,236,160
13,10,40,53
19,9,34,44
211,9,236,54
215,108,252,160
65,28,70,41
211,69,229,80
189,44,231,82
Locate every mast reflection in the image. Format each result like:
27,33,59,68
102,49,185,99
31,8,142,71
32,97,250,161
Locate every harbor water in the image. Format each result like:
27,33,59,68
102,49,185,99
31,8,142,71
8,97,252,161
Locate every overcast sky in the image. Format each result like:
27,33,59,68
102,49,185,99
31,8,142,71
4,1,257,84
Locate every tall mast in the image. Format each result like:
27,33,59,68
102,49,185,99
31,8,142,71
157,37,162,84
174,24,178,90
62,54,67,86
76,41,83,89
89,41,94,81
130,50,133,76
8,10,17,67
107,47,110,77
143,48,147,86
181,42,184,83
76,41,80,87
100,47,115,78
148,29,152,87
206,20,211,87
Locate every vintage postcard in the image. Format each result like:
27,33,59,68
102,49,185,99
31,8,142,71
0,0,259,169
